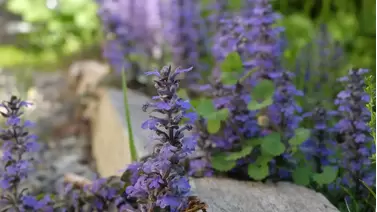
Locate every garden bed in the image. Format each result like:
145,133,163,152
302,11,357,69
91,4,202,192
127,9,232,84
85,69,339,212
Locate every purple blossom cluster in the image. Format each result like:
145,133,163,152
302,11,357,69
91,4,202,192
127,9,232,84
97,0,156,83
243,0,284,80
190,81,261,177
293,24,345,102
0,96,53,211
334,68,375,197
301,107,338,171
165,0,202,84
266,71,303,179
125,66,198,211
243,0,303,179
190,0,304,180
97,0,136,73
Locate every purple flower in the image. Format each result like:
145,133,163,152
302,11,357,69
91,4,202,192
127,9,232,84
126,66,199,211
0,96,46,211
243,0,283,80
97,0,149,81
164,0,202,83
301,107,338,170
334,69,375,198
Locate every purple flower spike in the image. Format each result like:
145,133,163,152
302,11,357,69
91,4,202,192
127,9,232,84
334,68,375,199
301,107,338,170
127,66,199,211
0,96,51,211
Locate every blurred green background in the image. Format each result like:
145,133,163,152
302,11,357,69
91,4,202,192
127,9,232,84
0,0,100,70
0,0,374,75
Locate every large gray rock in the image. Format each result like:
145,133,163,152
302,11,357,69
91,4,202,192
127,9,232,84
192,177,338,212
92,88,340,212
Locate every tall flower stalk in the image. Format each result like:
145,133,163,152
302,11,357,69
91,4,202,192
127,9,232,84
242,0,303,179
167,0,201,84
243,0,283,81
334,68,375,199
301,106,337,172
0,96,51,211
126,66,200,211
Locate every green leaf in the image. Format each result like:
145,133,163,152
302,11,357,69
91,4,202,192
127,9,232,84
227,0,243,11
221,72,239,85
196,99,216,117
292,166,312,186
216,108,229,121
220,52,243,73
247,163,269,180
251,80,275,101
211,153,237,171
261,132,285,156
312,166,338,185
255,155,274,165
207,119,221,134
247,98,273,110
226,145,253,161
289,128,311,146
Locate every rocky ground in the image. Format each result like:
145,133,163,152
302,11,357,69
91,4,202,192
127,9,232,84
0,69,97,195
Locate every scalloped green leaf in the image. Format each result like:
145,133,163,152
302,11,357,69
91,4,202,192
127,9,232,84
261,132,285,156
196,99,216,117
207,119,221,134
211,153,237,172
248,163,269,180
312,166,338,185
227,0,243,11
216,108,229,121
292,166,312,186
221,72,239,85
255,154,274,165
251,80,275,101
220,52,243,73
247,98,273,110
226,145,254,161
289,128,311,146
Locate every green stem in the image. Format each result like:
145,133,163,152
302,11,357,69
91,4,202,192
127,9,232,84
121,67,138,161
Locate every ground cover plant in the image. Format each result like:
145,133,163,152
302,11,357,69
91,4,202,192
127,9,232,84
96,0,375,211
0,0,374,211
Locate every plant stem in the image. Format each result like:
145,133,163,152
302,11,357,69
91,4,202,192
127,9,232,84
121,67,138,161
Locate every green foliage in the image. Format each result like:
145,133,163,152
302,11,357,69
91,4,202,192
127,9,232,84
365,75,376,140
292,164,338,186
260,132,285,156
225,139,256,161
2,0,100,68
312,166,338,185
220,52,244,85
225,145,253,161
292,166,312,186
248,80,275,110
211,153,237,171
247,154,273,180
288,128,311,146
226,0,243,12
247,163,269,180
195,99,229,133
121,68,137,161
365,75,376,163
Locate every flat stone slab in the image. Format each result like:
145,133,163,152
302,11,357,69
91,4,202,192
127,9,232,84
90,88,340,212
192,177,338,212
